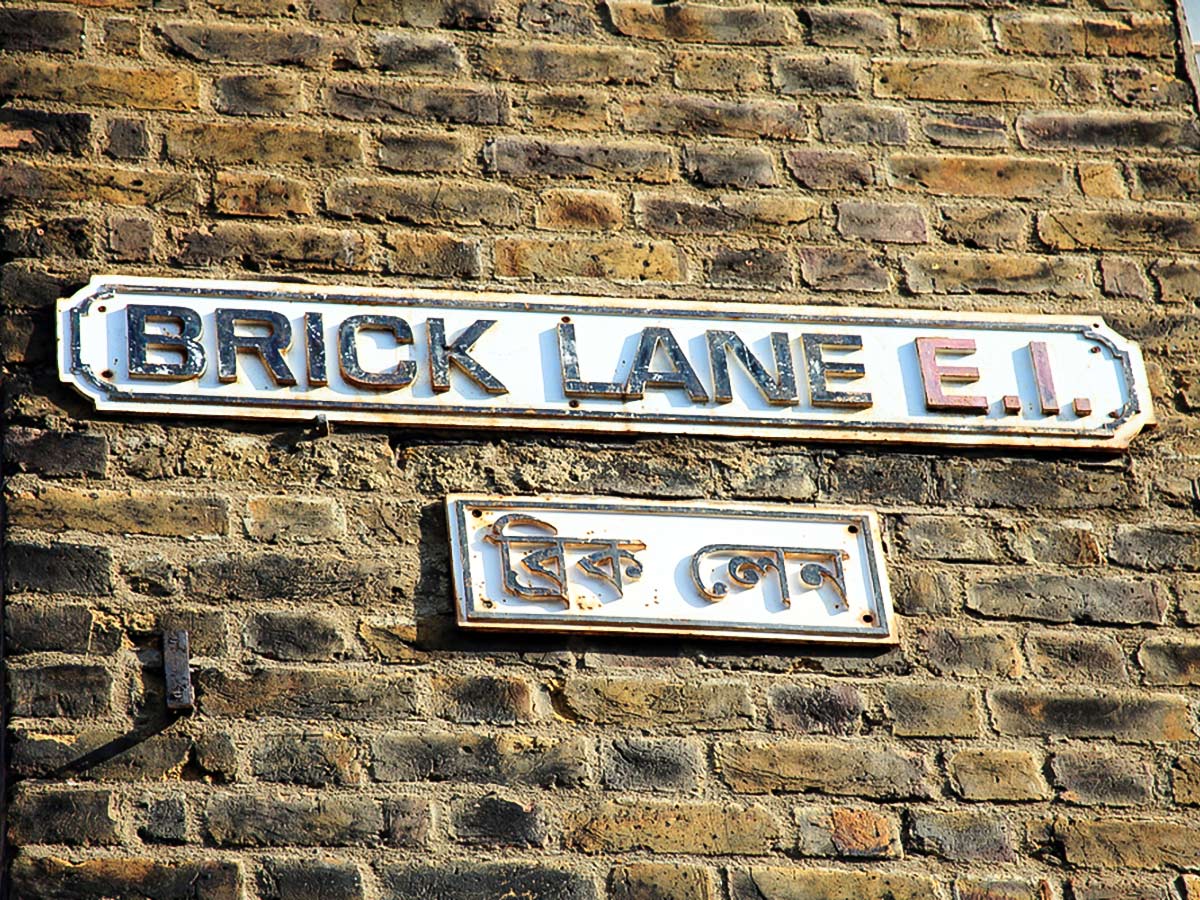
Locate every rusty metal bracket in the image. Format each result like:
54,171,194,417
162,630,194,713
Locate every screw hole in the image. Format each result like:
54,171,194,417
862,613,874,624
97,305,107,312
471,509,482,518
569,399,580,409
100,369,114,378
561,315,571,323
1090,346,1101,354
848,524,859,534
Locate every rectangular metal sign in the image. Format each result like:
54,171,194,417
59,275,1154,449
446,494,895,645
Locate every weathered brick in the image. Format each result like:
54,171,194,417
167,122,361,166
949,749,1050,802
8,484,227,537
378,133,469,173
924,114,1007,149
797,807,902,859
901,515,1003,562
480,40,658,84
1018,112,1200,151
486,136,674,183
245,611,347,661
803,8,894,49
919,626,1021,678
1079,161,1128,198
214,172,311,218
876,59,1056,103
495,237,685,282
767,683,862,735
887,683,980,737
215,74,305,116
988,688,1193,741
939,458,1143,509
1027,633,1128,681
103,17,141,54
889,155,1066,198
108,213,154,261
568,800,779,854
252,732,362,786
6,542,113,596
607,1,793,43
526,90,609,130
709,248,792,289
259,861,364,900
6,603,112,655
4,427,107,477
1139,638,1200,685
206,793,388,846
636,194,818,235
162,23,355,66
731,868,935,900
955,879,1044,900
603,736,704,792
433,674,537,724
939,206,1026,251
327,178,519,225
375,33,463,74
245,495,344,542
131,795,184,844
1151,258,1200,302
387,230,482,277
381,864,596,900
683,144,775,188
785,150,874,191
0,9,84,52
899,11,987,52
773,56,862,96
623,96,806,141
451,795,549,846
1052,750,1153,806
10,858,242,900
190,552,391,604
197,668,419,721
717,739,929,799
13,729,190,781
0,163,196,213
179,223,372,271
892,568,958,617
2,215,91,261
0,110,92,155
910,809,1015,862
558,677,751,729
1174,755,1200,804
325,80,509,125
536,189,623,231
609,863,715,900
967,573,1167,625
838,201,927,244
997,14,1173,58
1039,208,1200,251
371,732,590,787
0,59,200,110
10,788,119,845
799,247,889,292
1008,520,1103,567
1099,257,1152,300
1113,524,1200,570
1057,819,1200,869
1109,64,1190,106
820,104,908,145
673,50,765,92
520,0,595,36
1133,159,1200,199
905,253,1092,296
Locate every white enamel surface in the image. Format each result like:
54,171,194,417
446,495,895,645
58,276,1154,448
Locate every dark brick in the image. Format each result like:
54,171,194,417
887,684,980,737
139,794,188,844
731,868,933,900
623,95,806,141
1026,632,1128,681
939,206,1026,251
378,133,469,173
10,788,119,845
773,55,862,95
6,542,113,596
383,797,432,847
189,552,395,603
178,223,372,271
0,8,84,52
245,611,346,661
838,200,927,244
376,33,463,74
918,626,1020,678
161,23,356,67
1052,750,1153,806
1139,638,1200,685
371,732,590,786
386,231,481,277
6,603,113,654
636,195,818,236
312,0,500,29
1039,208,1200,252
206,793,386,846
2,216,90,260
519,0,594,35
10,858,242,900
683,144,775,188
1018,112,1200,151
325,81,509,125
610,863,715,900
709,248,792,289
259,861,364,900
802,7,894,48
938,458,1143,509
479,40,658,84
1112,524,1200,570
607,0,793,43
820,103,908,144
12,729,191,780
0,163,196,212
909,810,1015,862
798,247,889,292
197,668,419,721
988,688,1193,741
215,74,304,116
167,122,360,166
485,136,674,182
451,795,549,846
767,683,863,735
381,864,596,900
784,150,874,191
433,674,537,723
923,114,1008,148
603,737,704,791
252,732,363,785
0,110,92,155
327,178,520,226
9,664,114,718
967,573,1167,625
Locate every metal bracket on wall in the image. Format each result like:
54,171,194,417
162,629,195,713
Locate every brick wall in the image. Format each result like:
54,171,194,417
3,0,1200,897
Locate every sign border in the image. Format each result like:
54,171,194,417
59,275,1156,450
445,493,898,646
